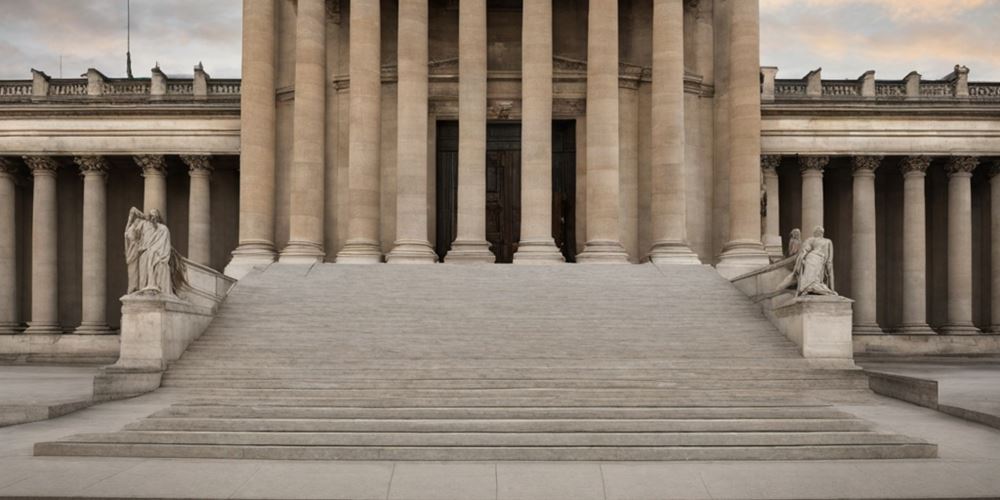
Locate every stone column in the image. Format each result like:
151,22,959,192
23,156,61,335
799,155,828,234
281,0,327,264
648,0,698,264
134,155,168,218
388,0,436,264
182,155,213,267
577,0,629,263
228,0,278,277
513,0,563,264
0,159,19,334
942,156,980,335
716,0,769,275
990,162,1000,333
851,155,882,334
74,156,113,335
898,156,935,334
447,0,495,263
761,155,782,259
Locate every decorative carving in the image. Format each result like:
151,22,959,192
786,229,802,259
125,207,187,297
901,155,932,175
180,154,213,174
947,156,979,176
799,155,829,172
487,100,514,120
22,156,59,174
134,155,167,176
851,155,883,173
761,155,782,174
74,155,110,175
0,158,18,177
553,98,585,117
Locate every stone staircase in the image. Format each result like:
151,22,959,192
35,263,935,460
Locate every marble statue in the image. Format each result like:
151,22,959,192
795,226,837,297
786,228,802,259
125,207,186,297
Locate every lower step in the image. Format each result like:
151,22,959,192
33,442,938,461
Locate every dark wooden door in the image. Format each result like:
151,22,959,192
552,120,577,262
435,122,459,260
486,124,521,263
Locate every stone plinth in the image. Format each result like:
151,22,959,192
772,296,855,364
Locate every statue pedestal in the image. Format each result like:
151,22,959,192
772,296,856,366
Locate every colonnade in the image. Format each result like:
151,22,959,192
0,154,214,335
761,154,1000,335
228,0,767,269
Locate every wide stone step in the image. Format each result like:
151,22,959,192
165,358,822,370
160,367,861,380
34,442,938,461
160,378,867,391
124,417,874,433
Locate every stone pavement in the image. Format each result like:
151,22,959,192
0,365,96,426
0,389,998,499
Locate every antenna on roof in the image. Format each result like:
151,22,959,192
126,0,134,79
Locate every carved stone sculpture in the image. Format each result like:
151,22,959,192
786,228,802,259
795,226,837,296
125,207,186,297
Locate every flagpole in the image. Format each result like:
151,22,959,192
126,0,133,78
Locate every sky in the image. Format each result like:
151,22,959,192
0,0,998,81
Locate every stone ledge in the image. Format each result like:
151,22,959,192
855,334,1000,356
0,334,120,365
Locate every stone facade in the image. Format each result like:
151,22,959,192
0,0,999,358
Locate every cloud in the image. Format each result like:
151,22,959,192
761,0,990,20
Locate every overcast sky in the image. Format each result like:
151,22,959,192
1,0,998,81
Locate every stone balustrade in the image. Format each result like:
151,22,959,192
762,65,1000,102
0,65,240,103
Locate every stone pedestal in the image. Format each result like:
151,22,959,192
772,296,856,364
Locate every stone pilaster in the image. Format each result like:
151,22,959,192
942,156,980,335
447,0,495,263
23,156,61,335
228,0,278,277
513,0,564,264
577,0,629,263
388,0,436,264
134,155,168,219
0,159,20,334
74,156,113,335
281,0,328,264
649,0,698,264
989,162,1000,333
181,155,213,267
716,0,769,275
851,155,882,335
898,156,935,334
761,155,782,259
799,155,828,234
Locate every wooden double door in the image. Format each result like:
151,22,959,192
436,121,576,263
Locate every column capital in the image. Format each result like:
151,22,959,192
22,156,59,176
799,155,829,173
74,155,110,176
851,155,883,174
946,156,979,177
901,155,932,176
761,155,782,174
0,157,19,177
134,154,167,176
180,154,213,176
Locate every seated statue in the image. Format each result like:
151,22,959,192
795,226,837,296
125,207,187,297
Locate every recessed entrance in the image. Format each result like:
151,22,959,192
435,120,576,263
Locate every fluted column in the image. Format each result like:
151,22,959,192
716,0,769,274
577,0,628,263
898,156,935,334
447,0,494,263
281,0,327,264
851,155,882,334
514,0,564,264
23,156,61,335
799,155,828,234
0,159,19,334
134,155,168,218
182,155,213,267
942,156,980,335
227,0,278,277
74,156,113,335
990,162,1000,333
761,155,782,259
648,0,698,264
388,0,436,264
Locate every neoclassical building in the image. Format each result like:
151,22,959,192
1,0,999,361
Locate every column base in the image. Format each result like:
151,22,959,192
225,241,277,279
648,240,701,265
715,239,770,279
0,322,23,335
74,323,115,335
336,240,384,264
852,323,884,335
279,240,326,265
897,323,937,335
940,323,982,335
386,240,437,264
513,239,565,265
445,240,496,264
577,240,630,264
24,322,64,335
